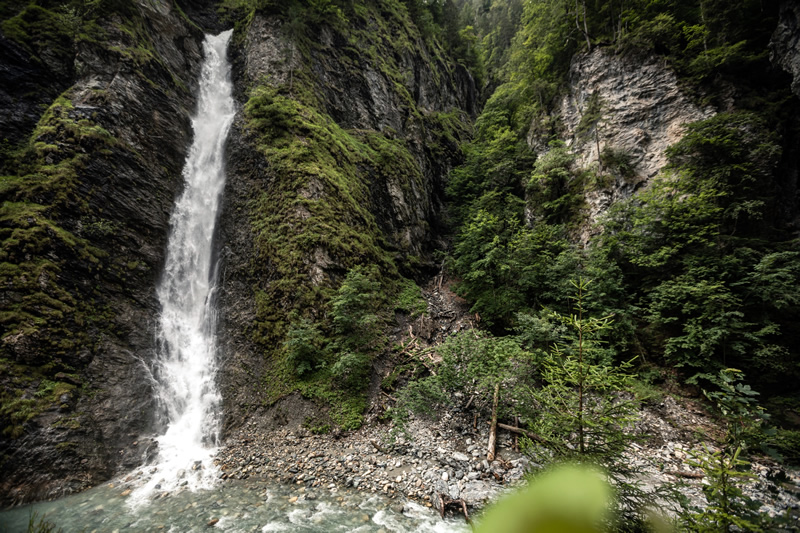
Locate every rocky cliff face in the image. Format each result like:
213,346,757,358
215,9,476,432
771,1,800,99
1,0,476,505
0,1,205,505
528,48,713,240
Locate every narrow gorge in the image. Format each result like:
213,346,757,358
2,0,800,531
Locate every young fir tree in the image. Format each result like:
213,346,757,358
519,278,654,528
682,369,781,532
329,266,384,388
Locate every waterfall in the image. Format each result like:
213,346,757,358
131,29,234,502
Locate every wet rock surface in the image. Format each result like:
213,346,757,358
0,33,71,155
0,0,206,506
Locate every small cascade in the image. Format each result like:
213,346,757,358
130,29,235,504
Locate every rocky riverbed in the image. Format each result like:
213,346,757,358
212,394,800,524
214,411,526,517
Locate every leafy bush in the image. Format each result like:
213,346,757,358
283,317,323,377
330,351,372,389
393,278,427,317
331,266,383,354
392,330,531,432
682,369,777,531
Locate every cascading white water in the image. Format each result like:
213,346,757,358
131,30,234,503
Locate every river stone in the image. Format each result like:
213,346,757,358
460,480,494,506
452,452,470,462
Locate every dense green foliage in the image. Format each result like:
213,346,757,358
446,0,800,389
601,111,800,382
432,3,800,527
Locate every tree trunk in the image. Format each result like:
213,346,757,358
578,284,586,455
581,0,592,51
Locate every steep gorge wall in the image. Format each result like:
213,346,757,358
528,48,713,241
216,6,476,431
1,0,476,505
0,0,205,505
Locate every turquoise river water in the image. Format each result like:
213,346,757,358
0,479,469,532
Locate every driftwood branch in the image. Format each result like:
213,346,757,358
664,470,705,479
418,358,437,376
494,422,550,446
487,383,499,461
380,390,398,402
438,492,471,523
397,336,437,376
464,394,475,410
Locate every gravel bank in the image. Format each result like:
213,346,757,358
214,395,800,522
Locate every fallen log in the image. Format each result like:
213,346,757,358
494,422,550,446
664,470,705,479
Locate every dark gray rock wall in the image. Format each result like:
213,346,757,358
0,33,70,156
0,1,206,505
